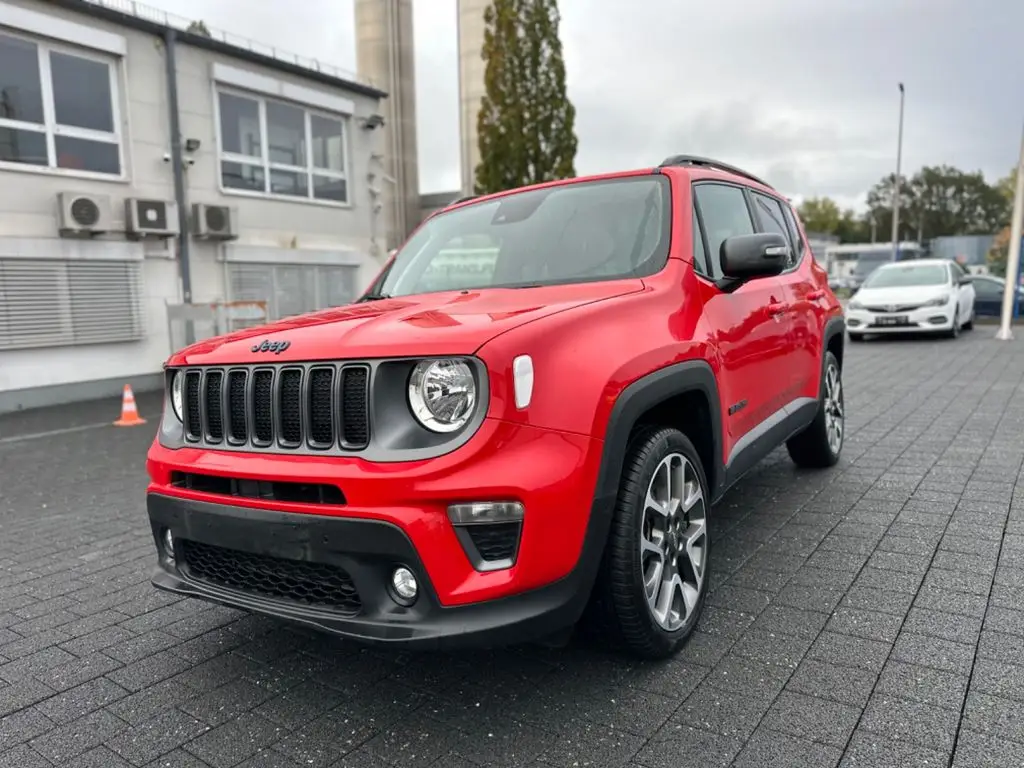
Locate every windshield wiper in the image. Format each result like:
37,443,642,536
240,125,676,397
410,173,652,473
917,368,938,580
357,292,392,302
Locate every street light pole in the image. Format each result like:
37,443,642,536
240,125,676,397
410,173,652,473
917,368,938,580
995,121,1024,341
890,82,905,261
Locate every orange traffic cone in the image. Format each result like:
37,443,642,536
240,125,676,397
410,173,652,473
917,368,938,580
113,384,147,426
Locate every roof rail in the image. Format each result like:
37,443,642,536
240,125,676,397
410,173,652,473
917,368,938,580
658,155,772,189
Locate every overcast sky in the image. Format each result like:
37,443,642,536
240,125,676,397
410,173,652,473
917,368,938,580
160,0,1021,210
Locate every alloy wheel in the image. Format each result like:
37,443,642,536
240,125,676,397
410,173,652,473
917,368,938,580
640,453,707,631
824,361,844,454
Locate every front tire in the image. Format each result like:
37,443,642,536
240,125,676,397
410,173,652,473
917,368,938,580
944,307,961,338
588,427,710,660
787,350,844,468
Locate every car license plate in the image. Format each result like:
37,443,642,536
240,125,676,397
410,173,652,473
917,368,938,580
876,316,909,326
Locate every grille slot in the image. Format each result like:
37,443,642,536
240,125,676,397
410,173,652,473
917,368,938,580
252,370,275,445
170,471,345,504
226,370,248,443
340,365,370,448
204,371,224,442
179,363,371,454
180,539,362,615
308,367,335,447
184,371,202,441
466,522,522,563
278,369,303,446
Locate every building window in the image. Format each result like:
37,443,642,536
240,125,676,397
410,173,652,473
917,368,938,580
228,262,359,323
217,89,349,204
0,31,122,176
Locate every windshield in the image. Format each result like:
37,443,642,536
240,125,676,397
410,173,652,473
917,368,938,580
376,175,671,297
851,253,893,275
862,263,949,289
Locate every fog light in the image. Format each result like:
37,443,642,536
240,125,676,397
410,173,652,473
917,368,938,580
162,529,176,558
391,566,418,604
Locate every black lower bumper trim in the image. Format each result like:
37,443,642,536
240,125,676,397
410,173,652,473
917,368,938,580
146,493,602,650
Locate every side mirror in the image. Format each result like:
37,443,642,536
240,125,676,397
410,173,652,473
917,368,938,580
720,233,789,283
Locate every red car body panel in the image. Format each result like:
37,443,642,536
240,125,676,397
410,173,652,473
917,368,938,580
145,162,844,646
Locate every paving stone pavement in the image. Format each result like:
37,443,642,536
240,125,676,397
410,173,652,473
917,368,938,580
3,332,1024,767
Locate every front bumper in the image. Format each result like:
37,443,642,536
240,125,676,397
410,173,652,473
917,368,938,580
845,303,955,334
147,493,601,649
145,417,612,649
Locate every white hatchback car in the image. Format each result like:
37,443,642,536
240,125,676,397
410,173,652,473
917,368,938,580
844,258,976,341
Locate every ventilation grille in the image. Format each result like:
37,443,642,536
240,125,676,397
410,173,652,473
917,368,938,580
0,258,145,350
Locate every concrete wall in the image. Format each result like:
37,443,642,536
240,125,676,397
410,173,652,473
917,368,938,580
354,0,420,251
0,0,385,412
457,0,490,196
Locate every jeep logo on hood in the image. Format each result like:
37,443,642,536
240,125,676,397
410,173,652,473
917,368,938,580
251,339,291,354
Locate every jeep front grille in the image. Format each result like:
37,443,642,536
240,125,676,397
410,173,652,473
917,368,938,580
180,363,370,453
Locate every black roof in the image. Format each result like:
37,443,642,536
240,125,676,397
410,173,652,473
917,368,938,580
49,0,388,100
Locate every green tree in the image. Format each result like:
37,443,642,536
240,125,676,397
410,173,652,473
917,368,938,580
474,0,578,195
835,209,871,243
987,225,1012,277
797,197,841,234
996,167,1018,207
185,20,212,37
866,166,1008,241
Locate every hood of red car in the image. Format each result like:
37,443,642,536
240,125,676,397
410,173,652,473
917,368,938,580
168,280,644,366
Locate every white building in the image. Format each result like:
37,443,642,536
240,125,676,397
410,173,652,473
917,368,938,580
0,0,389,413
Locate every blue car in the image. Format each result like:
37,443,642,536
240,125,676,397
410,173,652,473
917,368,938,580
969,274,1024,317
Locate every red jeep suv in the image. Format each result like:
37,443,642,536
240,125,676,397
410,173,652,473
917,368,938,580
146,155,846,660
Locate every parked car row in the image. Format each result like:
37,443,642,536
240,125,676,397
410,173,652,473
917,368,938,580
843,258,1023,341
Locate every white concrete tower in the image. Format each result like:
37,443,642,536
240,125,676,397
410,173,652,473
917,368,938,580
354,0,421,251
457,0,491,196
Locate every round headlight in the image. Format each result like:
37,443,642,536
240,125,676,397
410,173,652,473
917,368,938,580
408,359,477,433
170,371,184,422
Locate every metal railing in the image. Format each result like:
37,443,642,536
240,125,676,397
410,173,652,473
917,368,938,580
79,0,378,89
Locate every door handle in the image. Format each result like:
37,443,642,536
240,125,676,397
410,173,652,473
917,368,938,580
767,303,787,318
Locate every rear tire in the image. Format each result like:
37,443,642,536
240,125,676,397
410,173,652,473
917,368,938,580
587,426,710,660
787,350,844,469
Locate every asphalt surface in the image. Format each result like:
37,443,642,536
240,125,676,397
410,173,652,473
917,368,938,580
2,332,1024,767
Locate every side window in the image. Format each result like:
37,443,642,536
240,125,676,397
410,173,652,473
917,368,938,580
973,278,1002,299
751,192,797,269
949,261,966,284
691,208,710,277
781,202,807,265
692,184,755,278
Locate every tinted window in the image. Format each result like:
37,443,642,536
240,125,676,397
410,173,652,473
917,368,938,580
381,176,671,297
751,192,795,268
693,184,754,277
781,202,806,263
862,263,948,288
50,51,114,133
0,33,44,124
972,278,1003,299
691,208,709,276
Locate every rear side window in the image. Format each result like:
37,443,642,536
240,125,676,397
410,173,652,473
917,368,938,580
751,192,797,269
693,183,754,277
781,203,807,265
691,208,710,277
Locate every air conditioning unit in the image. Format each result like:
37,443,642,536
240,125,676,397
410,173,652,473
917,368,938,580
56,192,113,236
125,198,179,238
192,203,238,240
